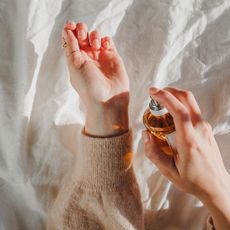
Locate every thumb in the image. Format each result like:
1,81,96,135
142,130,178,180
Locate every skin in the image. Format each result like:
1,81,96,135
62,21,129,137
143,87,230,230
62,21,230,229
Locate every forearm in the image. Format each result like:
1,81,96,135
85,95,129,137
85,108,129,137
200,174,230,230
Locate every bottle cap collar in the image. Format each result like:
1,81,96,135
149,98,163,111
149,98,168,116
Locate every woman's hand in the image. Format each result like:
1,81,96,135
143,87,230,230
62,21,129,137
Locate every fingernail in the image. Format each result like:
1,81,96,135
142,131,150,144
93,39,100,49
78,30,87,40
149,87,160,95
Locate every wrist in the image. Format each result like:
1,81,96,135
199,173,230,225
199,172,230,205
85,102,129,137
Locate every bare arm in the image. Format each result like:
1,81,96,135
143,87,230,230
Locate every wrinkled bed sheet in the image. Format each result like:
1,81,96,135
0,0,230,229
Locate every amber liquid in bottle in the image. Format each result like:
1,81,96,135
143,99,176,156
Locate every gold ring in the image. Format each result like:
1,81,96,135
71,50,80,54
62,42,67,48
62,37,67,48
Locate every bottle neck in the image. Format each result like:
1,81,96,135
150,107,168,116
149,98,168,116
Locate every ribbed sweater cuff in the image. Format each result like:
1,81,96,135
75,130,134,191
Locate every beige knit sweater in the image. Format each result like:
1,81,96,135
47,130,214,230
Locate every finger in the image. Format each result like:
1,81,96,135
89,30,101,50
143,131,179,182
101,36,117,52
149,87,194,136
62,29,71,55
64,20,76,31
62,21,77,50
76,22,89,48
164,87,202,125
65,29,83,69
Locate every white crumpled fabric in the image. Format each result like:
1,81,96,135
0,0,229,229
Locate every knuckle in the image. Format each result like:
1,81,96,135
90,30,100,37
76,22,87,29
183,136,198,152
201,121,213,136
187,142,198,153
79,60,89,71
183,90,194,99
183,133,193,143
157,89,170,100
182,90,196,102
176,108,190,121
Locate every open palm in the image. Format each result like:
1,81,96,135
62,22,129,107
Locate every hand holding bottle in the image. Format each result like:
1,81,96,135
143,87,230,230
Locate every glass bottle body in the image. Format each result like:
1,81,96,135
143,108,176,156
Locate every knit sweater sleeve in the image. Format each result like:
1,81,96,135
47,130,144,230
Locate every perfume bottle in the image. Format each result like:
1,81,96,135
143,98,176,156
